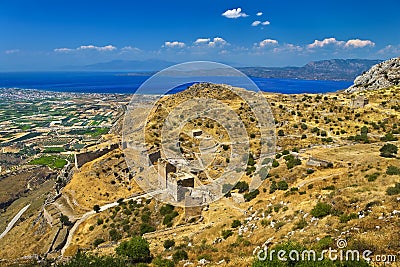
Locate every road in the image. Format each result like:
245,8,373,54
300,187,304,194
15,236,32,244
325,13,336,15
60,191,156,256
0,204,31,239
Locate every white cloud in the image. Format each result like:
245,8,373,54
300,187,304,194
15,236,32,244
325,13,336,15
54,44,117,52
345,39,375,48
222,8,248,19
273,43,303,53
194,38,211,45
193,37,228,48
78,44,117,51
308,38,375,49
252,20,270,27
208,37,228,47
378,44,400,55
4,49,20,54
54,48,73,52
258,39,279,47
164,41,185,48
121,46,141,52
307,38,344,49
256,12,263,16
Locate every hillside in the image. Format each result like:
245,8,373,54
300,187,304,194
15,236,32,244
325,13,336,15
239,59,382,81
346,57,400,93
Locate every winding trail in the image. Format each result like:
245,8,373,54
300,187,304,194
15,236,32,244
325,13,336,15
61,191,156,256
0,204,31,239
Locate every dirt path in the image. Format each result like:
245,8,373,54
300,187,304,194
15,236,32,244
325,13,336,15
0,204,31,239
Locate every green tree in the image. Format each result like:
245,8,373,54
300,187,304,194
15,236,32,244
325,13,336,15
93,205,101,213
163,239,175,249
380,143,398,158
115,236,151,263
310,202,332,218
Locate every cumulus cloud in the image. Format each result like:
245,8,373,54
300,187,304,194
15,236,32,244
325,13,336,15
164,41,185,48
307,38,343,49
252,20,270,27
256,12,263,16
345,39,375,48
4,49,20,54
209,37,228,47
222,8,248,19
308,38,375,49
78,44,116,51
258,39,279,47
54,44,117,52
273,43,303,53
193,37,228,48
54,48,73,52
194,38,211,45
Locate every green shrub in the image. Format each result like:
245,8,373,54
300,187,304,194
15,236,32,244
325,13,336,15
365,172,380,182
152,256,175,267
140,223,156,235
231,220,242,228
93,238,105,247
386,165,400,175
221,229,233,239
310,202,332,218
292,219,307,230
163,239,175,249
233,181,249,193
386,183,400,195
380,143,398,158
277,180,288,190
272,159,279,168
244,189,260,202
172,250,188,262
109,229,122,241
115,236,151,263
339,213,358,223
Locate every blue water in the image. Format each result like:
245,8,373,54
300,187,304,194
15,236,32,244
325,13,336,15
0,72,352,94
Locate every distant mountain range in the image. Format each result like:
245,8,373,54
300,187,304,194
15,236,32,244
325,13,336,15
70,59,382,81
238,59,382,81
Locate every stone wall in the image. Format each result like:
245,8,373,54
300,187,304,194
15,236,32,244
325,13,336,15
74,143,119,168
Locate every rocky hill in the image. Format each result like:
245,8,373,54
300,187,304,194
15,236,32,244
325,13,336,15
346,57,400,93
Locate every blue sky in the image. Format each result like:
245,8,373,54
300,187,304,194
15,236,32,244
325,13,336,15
1,0,400,70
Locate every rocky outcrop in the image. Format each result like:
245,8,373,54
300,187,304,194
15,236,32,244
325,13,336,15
346,57,400,93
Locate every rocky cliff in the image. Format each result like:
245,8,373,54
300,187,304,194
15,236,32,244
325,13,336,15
346,57,400,93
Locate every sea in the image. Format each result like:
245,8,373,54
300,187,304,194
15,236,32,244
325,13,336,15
0,72,352,95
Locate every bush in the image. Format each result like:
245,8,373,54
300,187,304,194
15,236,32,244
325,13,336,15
284,155,301,169
115,236,151,263
233,181,249,193
386,183,400,195
221,229,233,239
93,205,101,213
140,223,156,235
292,219,307,230
380,143,398,158
339,213,358,223
57,251,126,267
386,165,400,175
306,169,315,174
244,189,260,202
381,132,398,141
172,250,188,262
160,204,174,216
269,181,278,194
93,238,105,247
231,219,242,228
97,218,104,225
163,239,175,250
310,202,332,218
163,211,179,225
272,159,279,168
109,229,122,241
365,172,380,182
152,256,175,267
277,180,288,190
